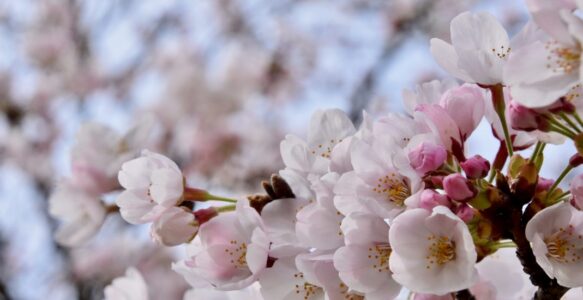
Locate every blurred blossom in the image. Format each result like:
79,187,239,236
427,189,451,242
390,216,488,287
0,0,534,299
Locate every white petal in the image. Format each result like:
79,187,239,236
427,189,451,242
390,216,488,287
430,39,472,82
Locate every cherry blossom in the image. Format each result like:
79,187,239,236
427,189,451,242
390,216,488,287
389,206,478,295
116,150,184,224
338,137,422,219
280,109,356,178
258,258,326,300
173,200,269,290
48,183,107,246
526,201,583,287
430,12,510,85
505,0,583,108
333,213,402,299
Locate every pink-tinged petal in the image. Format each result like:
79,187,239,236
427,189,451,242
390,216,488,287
280,135,312,174
149,168,183,206
115,190,156,224
526,202,583,287
526,0,576,46
199,213,240,246
450,12,509,84
350,138,386,179
142,149,181,172
235,199,264,236
333,245,387,292
295,203,343,250
389,207,477,295
329,137,353,174
259,258,325,300
261,198,309,258
414,104,461,150
104,268,149,300
150,207,198,246
365,282,401,300
341,212,389,246
118,157,152,190
307,109,356,152
440,84,486,139
246,228,270,275
430,39,472,82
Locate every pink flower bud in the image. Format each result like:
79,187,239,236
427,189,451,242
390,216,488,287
536,177,554,193
570,154,583,167
419,189,451,210
440,84,486,139
193,207,219,224
460,155,490,179
455,204,474,222
443,174,476,202
508,101,540,131
408,142,447,175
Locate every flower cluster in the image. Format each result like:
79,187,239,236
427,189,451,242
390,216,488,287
69,1,583,299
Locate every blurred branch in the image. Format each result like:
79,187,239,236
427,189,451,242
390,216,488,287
0,234,11,300
347,1,435,125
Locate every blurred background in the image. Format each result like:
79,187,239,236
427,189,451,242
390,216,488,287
0,0,560,299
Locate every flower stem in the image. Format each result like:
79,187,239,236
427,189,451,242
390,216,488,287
545,165,573,202
493,241,517,250
207,194,238,203
489,85,514,157
548,124,576,139
216,205,236,213
529,142,543,162
546,117,577,138
559,112,581,133
574,112,583,129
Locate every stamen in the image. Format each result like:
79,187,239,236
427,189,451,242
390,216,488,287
372,172,410,206
491,45,511,59
426,235,456,269
367,243,392,273
226,240,248,268
293,272,323,300
544,225,582,263
544,41,581,74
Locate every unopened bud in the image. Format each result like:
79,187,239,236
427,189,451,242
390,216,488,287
456,204,474,222
570,154,583,167
443,173,477,202
536,177,554,193
419,189,451,210
461,155,490,179
508,101,540,132
193,207,219,224
408,142,447,175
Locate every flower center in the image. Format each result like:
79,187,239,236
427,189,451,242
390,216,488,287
565,84,582,102
372,173,410,206
426,235,456,268
545,41,581,74
339,283,365,300
226,240,247,268
544,225,582,263
293,272,323,300
368,243,392,273
491,45,511,59
311,139,343,159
